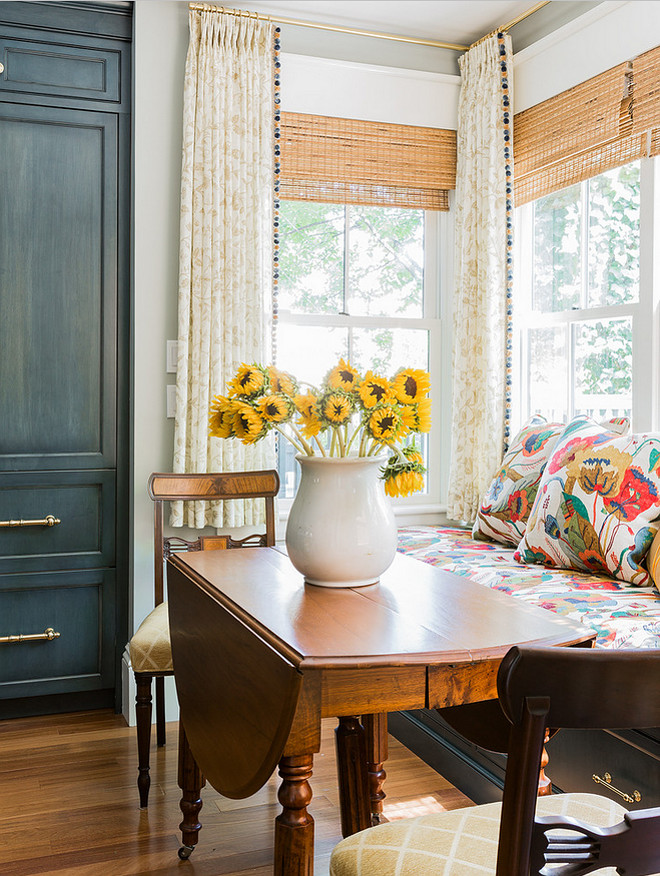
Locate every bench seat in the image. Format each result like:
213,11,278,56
397,525,660,649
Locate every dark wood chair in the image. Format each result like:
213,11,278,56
330,646,660,876
128,470,279,808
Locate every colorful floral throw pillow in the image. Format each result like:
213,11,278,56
514,416,660,585
472,416,566,546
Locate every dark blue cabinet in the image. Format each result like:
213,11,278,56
0,2,131,716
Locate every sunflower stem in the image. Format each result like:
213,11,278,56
273,425,307,456
285,422,315,455
345,425,361,455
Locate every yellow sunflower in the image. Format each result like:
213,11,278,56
298,411,323,438
401,397,432,433
228,363,268,399
358,371,392,408
208,395,236,439
294,393,318,418
326,358,360,393
233,401,267,444
391,368,431,405
367,405,402,444
381,445,426,497
320,391,353,426
256,393,294,424
268,366,298,397
384,469,425,498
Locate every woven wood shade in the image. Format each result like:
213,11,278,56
651,127,660,158
513,62,644,205
633,45,660,135
279,112,456,211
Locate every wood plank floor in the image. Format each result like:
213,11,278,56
0,710,473,875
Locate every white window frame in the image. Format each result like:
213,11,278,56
276,204,446,524
513,157,659,435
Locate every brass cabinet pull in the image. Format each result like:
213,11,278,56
0,627,61,644
592,772,642,803
0,514,61,528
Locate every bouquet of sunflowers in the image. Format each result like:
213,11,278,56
209,359,431,497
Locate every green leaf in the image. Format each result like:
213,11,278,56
563,492,590,521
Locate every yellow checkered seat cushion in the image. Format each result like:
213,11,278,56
330,793,649,876
129,601,173,673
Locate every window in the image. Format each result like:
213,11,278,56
515,160,649,429
276,199,440,501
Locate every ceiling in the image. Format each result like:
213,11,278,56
226,1,554,48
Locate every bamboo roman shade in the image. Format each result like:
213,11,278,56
633,44,660,156
513,63,643,204
514,44,660,204
279,112,457,211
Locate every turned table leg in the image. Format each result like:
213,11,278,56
335,716,371,837
177,719,205,860
274,754,315,876
362,713,388,824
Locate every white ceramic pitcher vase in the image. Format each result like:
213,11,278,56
285,454,397,588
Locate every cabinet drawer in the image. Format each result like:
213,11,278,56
0,34,120,103
0,470,115,573
547,727,660,809
0,569,115,699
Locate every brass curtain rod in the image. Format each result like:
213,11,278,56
188,1,550,53
470,1,550,48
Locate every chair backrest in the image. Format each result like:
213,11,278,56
147,471,279,605
495,645,660,876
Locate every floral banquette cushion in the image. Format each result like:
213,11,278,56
514,415,660,586
473,415,629,548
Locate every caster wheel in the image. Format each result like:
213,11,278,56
178,845,194,860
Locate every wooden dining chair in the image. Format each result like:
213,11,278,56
330,646,660,876
128,470,279,808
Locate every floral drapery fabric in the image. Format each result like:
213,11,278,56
446,33,514,523
172,9,277,528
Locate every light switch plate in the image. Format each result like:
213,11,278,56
166,340,178,373
167,385,177,419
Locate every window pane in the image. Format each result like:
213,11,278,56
573,318,632,420
278,201,345,314
532,184,581,312
352,328,428,375
277,323,348,388
587,162,640,307
347,206,424,318
528,326,567,422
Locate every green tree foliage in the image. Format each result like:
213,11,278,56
531,163,639,402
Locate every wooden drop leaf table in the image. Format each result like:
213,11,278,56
167,547,594,875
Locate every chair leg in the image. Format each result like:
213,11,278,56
135,673,153,809
155,675,166,747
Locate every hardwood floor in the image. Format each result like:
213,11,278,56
0,710,473,875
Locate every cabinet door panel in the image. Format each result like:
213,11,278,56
0,569,116,699
0,35,121,102
0,102,117,470
0,470,115,573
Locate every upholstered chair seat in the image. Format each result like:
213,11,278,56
129,602,173,674
330,793,630,876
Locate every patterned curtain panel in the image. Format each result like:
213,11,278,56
446,33,513,523
172,9,278,528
